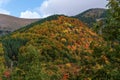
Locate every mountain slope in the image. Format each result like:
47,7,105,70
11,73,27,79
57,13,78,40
1,15,119,80
10,15,104,52
74,8,107,27
0,14,39,35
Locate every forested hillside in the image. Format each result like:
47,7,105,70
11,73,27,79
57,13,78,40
0,15,106,79
0,0,120,80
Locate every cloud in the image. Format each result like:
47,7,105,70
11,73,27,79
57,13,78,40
20,10,41,18
39,0,108,17
0,0,10,15
0,9,10,15
19,0,107,18
0,0,10,6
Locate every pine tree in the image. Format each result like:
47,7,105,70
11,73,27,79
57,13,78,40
104,0,120,43
2,38,27,68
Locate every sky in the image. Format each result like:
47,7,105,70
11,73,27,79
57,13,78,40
0,0,108,18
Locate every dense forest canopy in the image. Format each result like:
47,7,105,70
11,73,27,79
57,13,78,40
0,0,120,80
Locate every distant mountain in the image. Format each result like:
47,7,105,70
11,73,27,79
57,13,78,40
0,14,39,35
74,8,107,27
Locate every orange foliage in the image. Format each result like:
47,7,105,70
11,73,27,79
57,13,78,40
62,73,69,80
4,70,11,78
85,43,89,49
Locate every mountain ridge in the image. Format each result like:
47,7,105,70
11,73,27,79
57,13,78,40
0,8,107,35
74,8,107,27
0,14,39,35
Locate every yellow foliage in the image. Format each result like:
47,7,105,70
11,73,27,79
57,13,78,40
61,38,67,42
63,30,69,33
95,64,103,70
65,63,71,68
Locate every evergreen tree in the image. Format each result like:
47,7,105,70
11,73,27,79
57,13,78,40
2,38,27,68
104,0,120,43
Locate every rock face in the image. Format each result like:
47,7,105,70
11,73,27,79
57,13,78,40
0,14,39,35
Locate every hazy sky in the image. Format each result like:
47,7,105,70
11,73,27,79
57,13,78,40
0,0,108,18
